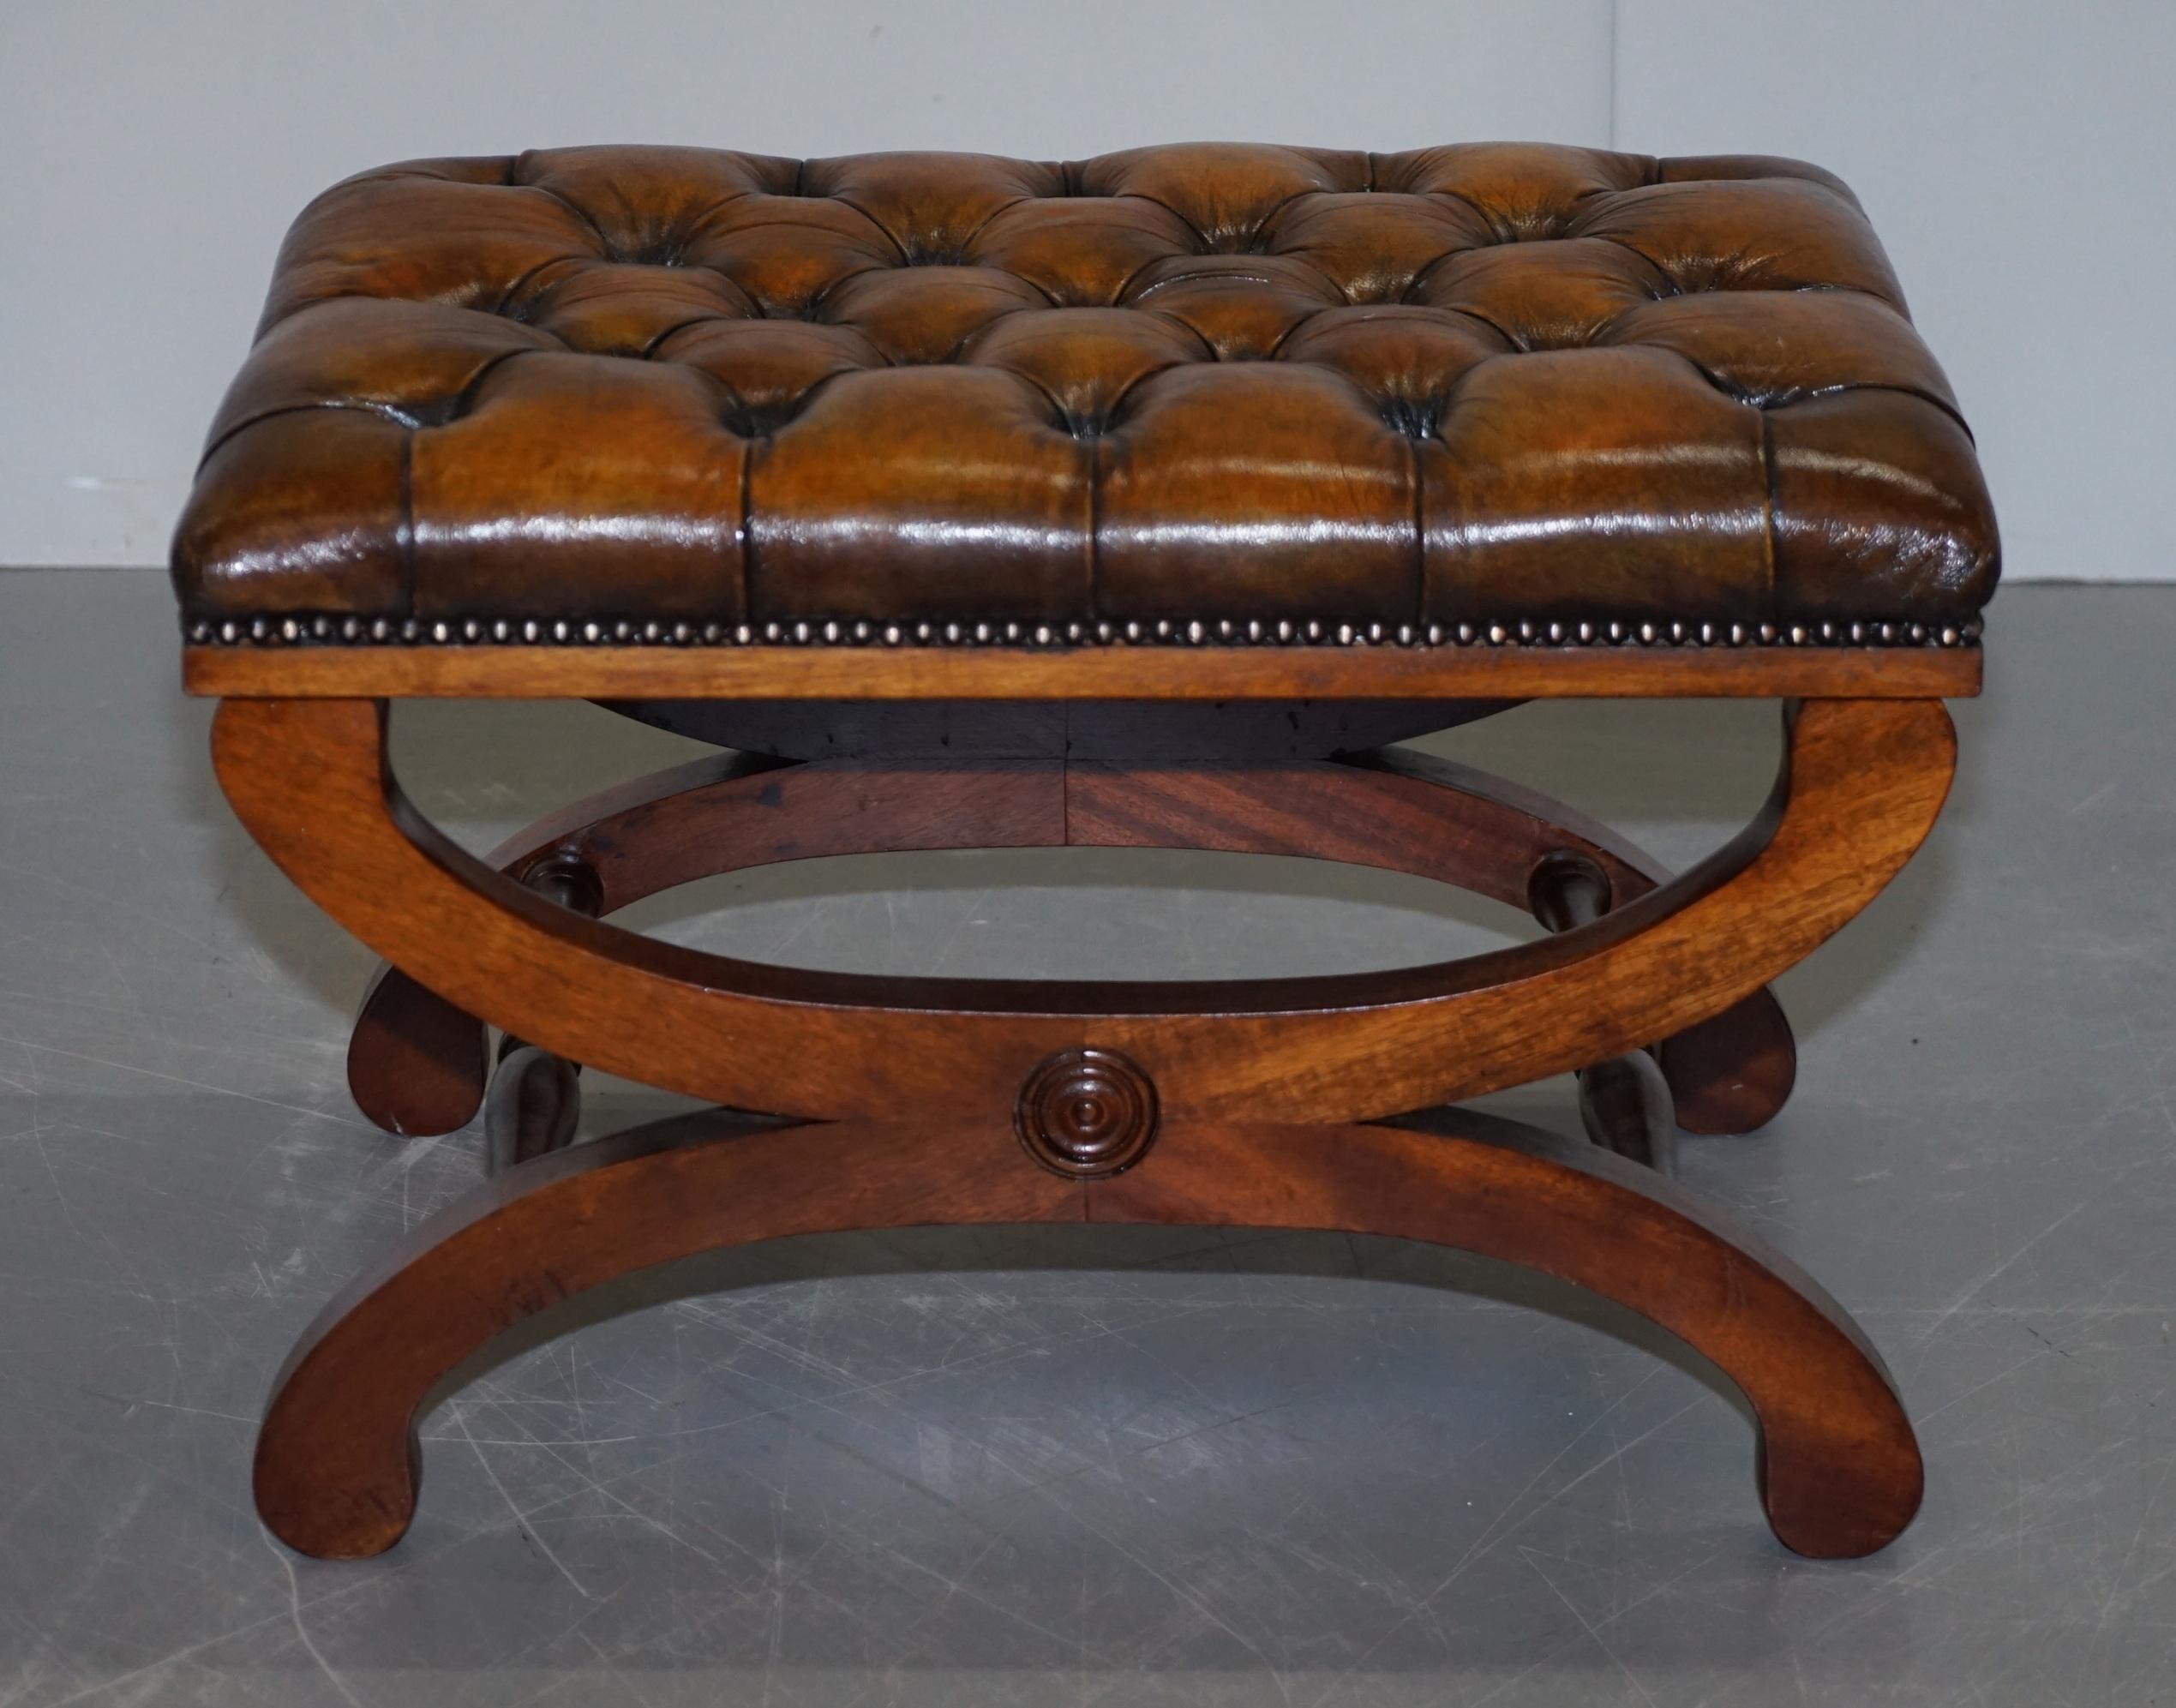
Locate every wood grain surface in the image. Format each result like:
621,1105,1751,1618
255,1103,1922,1561
186,642,1981,702
343,735,1796,1137
218,695,1951,1125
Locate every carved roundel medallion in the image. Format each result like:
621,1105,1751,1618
1015,1048,1159,1178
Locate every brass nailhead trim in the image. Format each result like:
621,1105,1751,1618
183,614,1984,650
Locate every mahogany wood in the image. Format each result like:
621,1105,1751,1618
347,750,1064,1134
254,1101,1922,1561
351,835,618,1135
1531,851,1679,1170
346,961,489,1139
344,732,1800,1136
216,696,1952,1126
1352,743,1792,1131
1068,746,1796,1133
221,690,1957,1565
184,642,1981,703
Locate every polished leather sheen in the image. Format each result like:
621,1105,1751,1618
171,144,1999,632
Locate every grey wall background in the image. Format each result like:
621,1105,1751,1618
2,0,2166,581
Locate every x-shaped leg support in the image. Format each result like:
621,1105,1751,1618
214,696,1955,1559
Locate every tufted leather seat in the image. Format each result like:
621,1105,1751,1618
172,143,1998,644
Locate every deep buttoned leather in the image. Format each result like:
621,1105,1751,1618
171,143,1998,632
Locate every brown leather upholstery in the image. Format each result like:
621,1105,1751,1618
171,143,1999,638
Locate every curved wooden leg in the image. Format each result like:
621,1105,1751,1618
341,721,1815,1136
1071,746,1795,1133
348,961,491,1138
255,1103,1921,1561
351,852,604,1139
345,751,1063,1134
216,696,1950,1124
1531,850,1678,1171
1124,1115,1924,1559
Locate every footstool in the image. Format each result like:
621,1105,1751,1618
174,142,1995,1561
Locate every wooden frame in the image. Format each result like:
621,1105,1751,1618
256,1103,1922,1562
345,740,1796,1140
208,682,1960,1562
187,639,1979,701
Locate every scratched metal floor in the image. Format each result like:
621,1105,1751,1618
0,569,2168,1706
